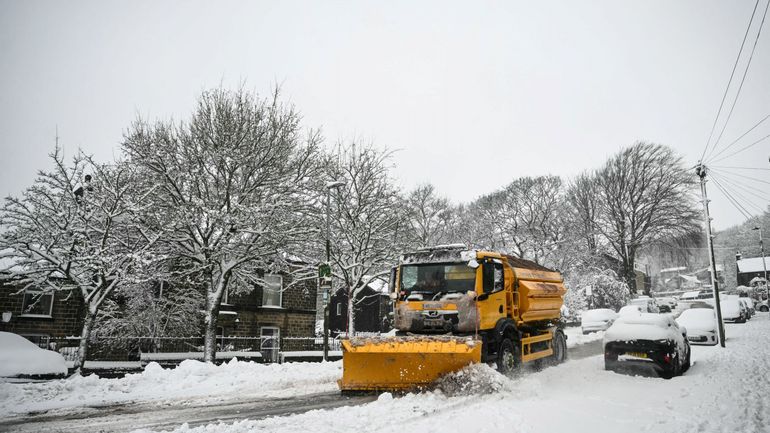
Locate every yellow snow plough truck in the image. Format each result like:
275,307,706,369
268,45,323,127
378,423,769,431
339,245,568,392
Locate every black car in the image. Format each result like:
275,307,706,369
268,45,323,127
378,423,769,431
603,314,691,379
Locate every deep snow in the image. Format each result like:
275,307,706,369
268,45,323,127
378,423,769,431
0,332,67,378
0,359,340,416
129,317,769,433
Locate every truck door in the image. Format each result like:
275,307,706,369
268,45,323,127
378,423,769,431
478,259,506,330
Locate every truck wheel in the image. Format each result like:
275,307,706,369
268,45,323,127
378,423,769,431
496,338,521,375
549,331,567,366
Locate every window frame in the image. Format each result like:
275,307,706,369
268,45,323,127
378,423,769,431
336,302,342,316
261,274,283,308
20,289,54,318
260,326,281,350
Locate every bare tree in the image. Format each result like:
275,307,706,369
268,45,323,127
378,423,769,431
594,142,700,293
122,88,322,361
464,175,569,269
404,184,453,248
566,172,601,255
0,149,159,369
325,143,404,334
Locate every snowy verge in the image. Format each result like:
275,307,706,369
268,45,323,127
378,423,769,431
563,325,604,348
0,326,601,417
0,332,68,378
0,359,341,416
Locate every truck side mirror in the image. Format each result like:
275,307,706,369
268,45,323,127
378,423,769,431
482,262,504,294
389,267,397,293
482,263,495,294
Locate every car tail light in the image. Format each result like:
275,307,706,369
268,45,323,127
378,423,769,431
663,354,671,364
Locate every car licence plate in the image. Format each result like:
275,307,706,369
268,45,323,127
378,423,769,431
625,351,648,359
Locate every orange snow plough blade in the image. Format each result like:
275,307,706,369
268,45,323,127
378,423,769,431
338,336,482,392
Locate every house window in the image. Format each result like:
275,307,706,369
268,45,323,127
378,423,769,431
261,274,282,308
222,288,231,305
336,303,342,316
20,290,54,318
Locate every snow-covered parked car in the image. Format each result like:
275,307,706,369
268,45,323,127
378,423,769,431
675,308,719,346
628,296,659,313
581,308,618,334
0,332,68,379
738,298,754,318
618,305,644,316
603,313,691,379
657,297,677,311
758,299,769,313
720,299,747,323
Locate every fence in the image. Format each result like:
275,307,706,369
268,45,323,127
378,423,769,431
34,335,344,363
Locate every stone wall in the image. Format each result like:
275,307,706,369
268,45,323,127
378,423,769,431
0,284,85,337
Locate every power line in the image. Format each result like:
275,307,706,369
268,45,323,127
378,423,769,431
716,169,770,186
710,174,754,220
711,132,770,164
707,0,770,160
700,0,762,162
710,173,770,208
710,171,768,214
708,3,770,162
710,168,770,200
707,114,770,162
711,165,770,172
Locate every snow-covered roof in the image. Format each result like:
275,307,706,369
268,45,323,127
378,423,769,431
367,278,388,294
737,257,770,274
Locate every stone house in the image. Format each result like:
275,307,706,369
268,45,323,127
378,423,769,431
328,278,391,336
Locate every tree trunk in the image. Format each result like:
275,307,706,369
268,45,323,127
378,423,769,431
74,308,98,372
203,297,220,363
626,253,637,294
347,286,356,335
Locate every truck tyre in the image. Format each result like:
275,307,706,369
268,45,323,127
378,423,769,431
549,331,567,366
496,338,521,375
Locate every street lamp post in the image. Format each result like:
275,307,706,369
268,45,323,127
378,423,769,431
752,227,769,305
323,181,346,361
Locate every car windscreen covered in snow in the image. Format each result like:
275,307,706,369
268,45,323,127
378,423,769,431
675,308,716,332
604,313,683,344
581,308,617,323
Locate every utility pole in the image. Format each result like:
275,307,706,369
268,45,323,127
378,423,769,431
752,227,768,304
696,164,726,347
322,181,346,361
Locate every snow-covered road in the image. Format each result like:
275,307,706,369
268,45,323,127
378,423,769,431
131,316,768,433
2,318,767,433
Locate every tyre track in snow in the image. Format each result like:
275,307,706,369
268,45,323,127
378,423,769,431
0,340,604,433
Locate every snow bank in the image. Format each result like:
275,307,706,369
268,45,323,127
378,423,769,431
0,358,341,416
134,318,770,433
0,332,67,378
563,326,604,347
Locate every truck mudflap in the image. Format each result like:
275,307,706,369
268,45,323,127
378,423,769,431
338,336,482,392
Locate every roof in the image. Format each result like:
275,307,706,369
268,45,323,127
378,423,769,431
736,257,770,274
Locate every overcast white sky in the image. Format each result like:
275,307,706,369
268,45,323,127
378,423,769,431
1,1,769,230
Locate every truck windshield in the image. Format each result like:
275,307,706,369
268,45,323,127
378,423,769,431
400,263,476,295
